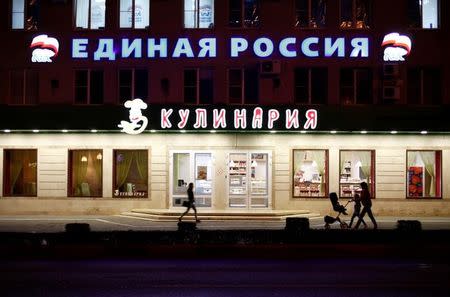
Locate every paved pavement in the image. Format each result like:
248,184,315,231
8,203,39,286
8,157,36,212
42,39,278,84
0,215,450,233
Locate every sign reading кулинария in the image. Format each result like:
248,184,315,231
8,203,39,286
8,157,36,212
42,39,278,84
72,37,370,60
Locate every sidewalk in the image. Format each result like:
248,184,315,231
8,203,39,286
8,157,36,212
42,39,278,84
0,215,449,233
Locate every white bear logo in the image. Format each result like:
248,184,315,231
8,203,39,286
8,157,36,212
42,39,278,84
382,33,412,62
30,34,59,63
118,99,149,135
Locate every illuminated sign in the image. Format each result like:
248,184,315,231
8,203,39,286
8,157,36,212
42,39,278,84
119,100,318,134
30,34,59,63
72,37,370,60
118,99,149,135
382,33,412,62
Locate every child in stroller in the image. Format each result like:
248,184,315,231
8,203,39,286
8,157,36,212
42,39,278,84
324,192,351,229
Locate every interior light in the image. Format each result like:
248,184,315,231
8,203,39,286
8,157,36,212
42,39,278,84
361,130,368,134
420,131,428,135
150,130,156,133
91,129,98,133
270,130,277,134
330,130,337,134
4,129,11,133
33,129,39,133
180,130,186,133
251,160,258,167
62,129,68,133
96,153,103,160
210,130,216,133
390,130,398,134
300,130,307,134
81,156,88,162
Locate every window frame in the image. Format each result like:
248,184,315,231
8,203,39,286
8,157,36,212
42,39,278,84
184,0,215,29
339,149,376,199
2,149,38,197
408,0,440,29
339,0,372,29
406,150,442,199
228,0,261,28
228,68,244,104
407,67,442,105
8,69,39,105
11,0,39,30
340,67,373,105
292,149,329,198
183,68,199,104
294,0,327,29
74,0,106,30
68,149,103,198
73,69,104,105
118,68,149,104
112,149,149,198
294,67,328,104
119,0,151,29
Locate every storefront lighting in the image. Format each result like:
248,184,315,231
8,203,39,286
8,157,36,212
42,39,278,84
91,129,98,133
330,130,337,134
96,153,103,160
390,130,398,134
33,129,39,133
300,130,307,134
361,130,368,134
150,130,156,133
270,131,277,134
251,160,258,167
210,130,217,133
4,129,11,133
180,130,186,133
62,129,68,133
81,156,88,162
421,131,428,135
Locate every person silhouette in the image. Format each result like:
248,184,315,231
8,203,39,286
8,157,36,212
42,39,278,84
349,193,367,228
354,182,377,229
178,183,200,223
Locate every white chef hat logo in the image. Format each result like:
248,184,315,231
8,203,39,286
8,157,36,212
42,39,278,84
118,98,148,135
382,33,412,62
30,34,60,63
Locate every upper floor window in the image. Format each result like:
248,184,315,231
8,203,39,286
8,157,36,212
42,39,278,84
294,67,328,104
229,0,260,28
228,68,258,104
184,68,214,104
11,0,39,30
408,0,439,29
3,149,37,197
340,0,371,29
9,69,39,105
119,69,148,104
74,70,104,104
407,67,442,105
120,0,150,29
75,0,106,29
295,0,326,28
184,0,214,28
340,68,372,104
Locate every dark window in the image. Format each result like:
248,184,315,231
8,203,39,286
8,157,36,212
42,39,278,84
119,69,148,104
184,69,213,104
340,0,371,29
295,0,326,28
294,68,328,104
12,0,40,30
228,68,258,104
9,70,39,105
113,150,148,198
68,150,103,197
407,68,442,105
244,68,258,104
184,69,198,104
3,149,37,197
408,0,439,29
340,68,372,104
228,69,243,104
74,70,104,104
229,0,260,28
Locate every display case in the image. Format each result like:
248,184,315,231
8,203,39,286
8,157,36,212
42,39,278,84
339,150,375,198
292,150,328,198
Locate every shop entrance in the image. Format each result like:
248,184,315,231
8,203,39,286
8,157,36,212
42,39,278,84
227,151,272,209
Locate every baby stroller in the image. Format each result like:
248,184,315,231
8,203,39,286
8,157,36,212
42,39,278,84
324,192,351,229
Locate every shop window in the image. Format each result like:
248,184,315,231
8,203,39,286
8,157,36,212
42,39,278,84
408,0,439,29
172,152,213,207
228,68,258,104
11,0,39,30
407,151,441,198
68,150,103,197
184,0,214,28
184,69,213,104
120,0,150,29
340,0,371,29
339,150,375,199
9,69,39,105
75,0,106,29
119,69,148,104
293,150,328,198
407,68,442,105
295,0,326,28
229,0,260,28
113,150,148,198
3,149,37,197
340,68,372,104
294,68,328,104
74,70,104,104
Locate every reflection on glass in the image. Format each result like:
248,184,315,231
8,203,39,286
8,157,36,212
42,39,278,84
293,150,327,197
69,150,103,197
3,149,37,196
114,150,148,198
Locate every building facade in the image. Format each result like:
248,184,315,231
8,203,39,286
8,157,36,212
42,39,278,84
0,0,449,216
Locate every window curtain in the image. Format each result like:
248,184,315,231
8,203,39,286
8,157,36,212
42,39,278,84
116,151,133,188
420,151,436,197
135,151,148,180
93,152,103,193
135,0,150,28
75,0,89,28
72,151,88,195
120,0,133,28
340,151,349,174
10,152,24,194
310,150,326,194
359,151,372,182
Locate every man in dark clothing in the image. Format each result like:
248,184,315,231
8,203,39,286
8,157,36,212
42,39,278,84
178,183,200,222
349,193,367,228
354,182,377,229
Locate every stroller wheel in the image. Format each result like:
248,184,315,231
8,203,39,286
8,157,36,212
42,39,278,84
340,222,349,229
324,223,330,230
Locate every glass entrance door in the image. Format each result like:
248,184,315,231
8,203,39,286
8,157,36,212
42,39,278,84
228,151,271,208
